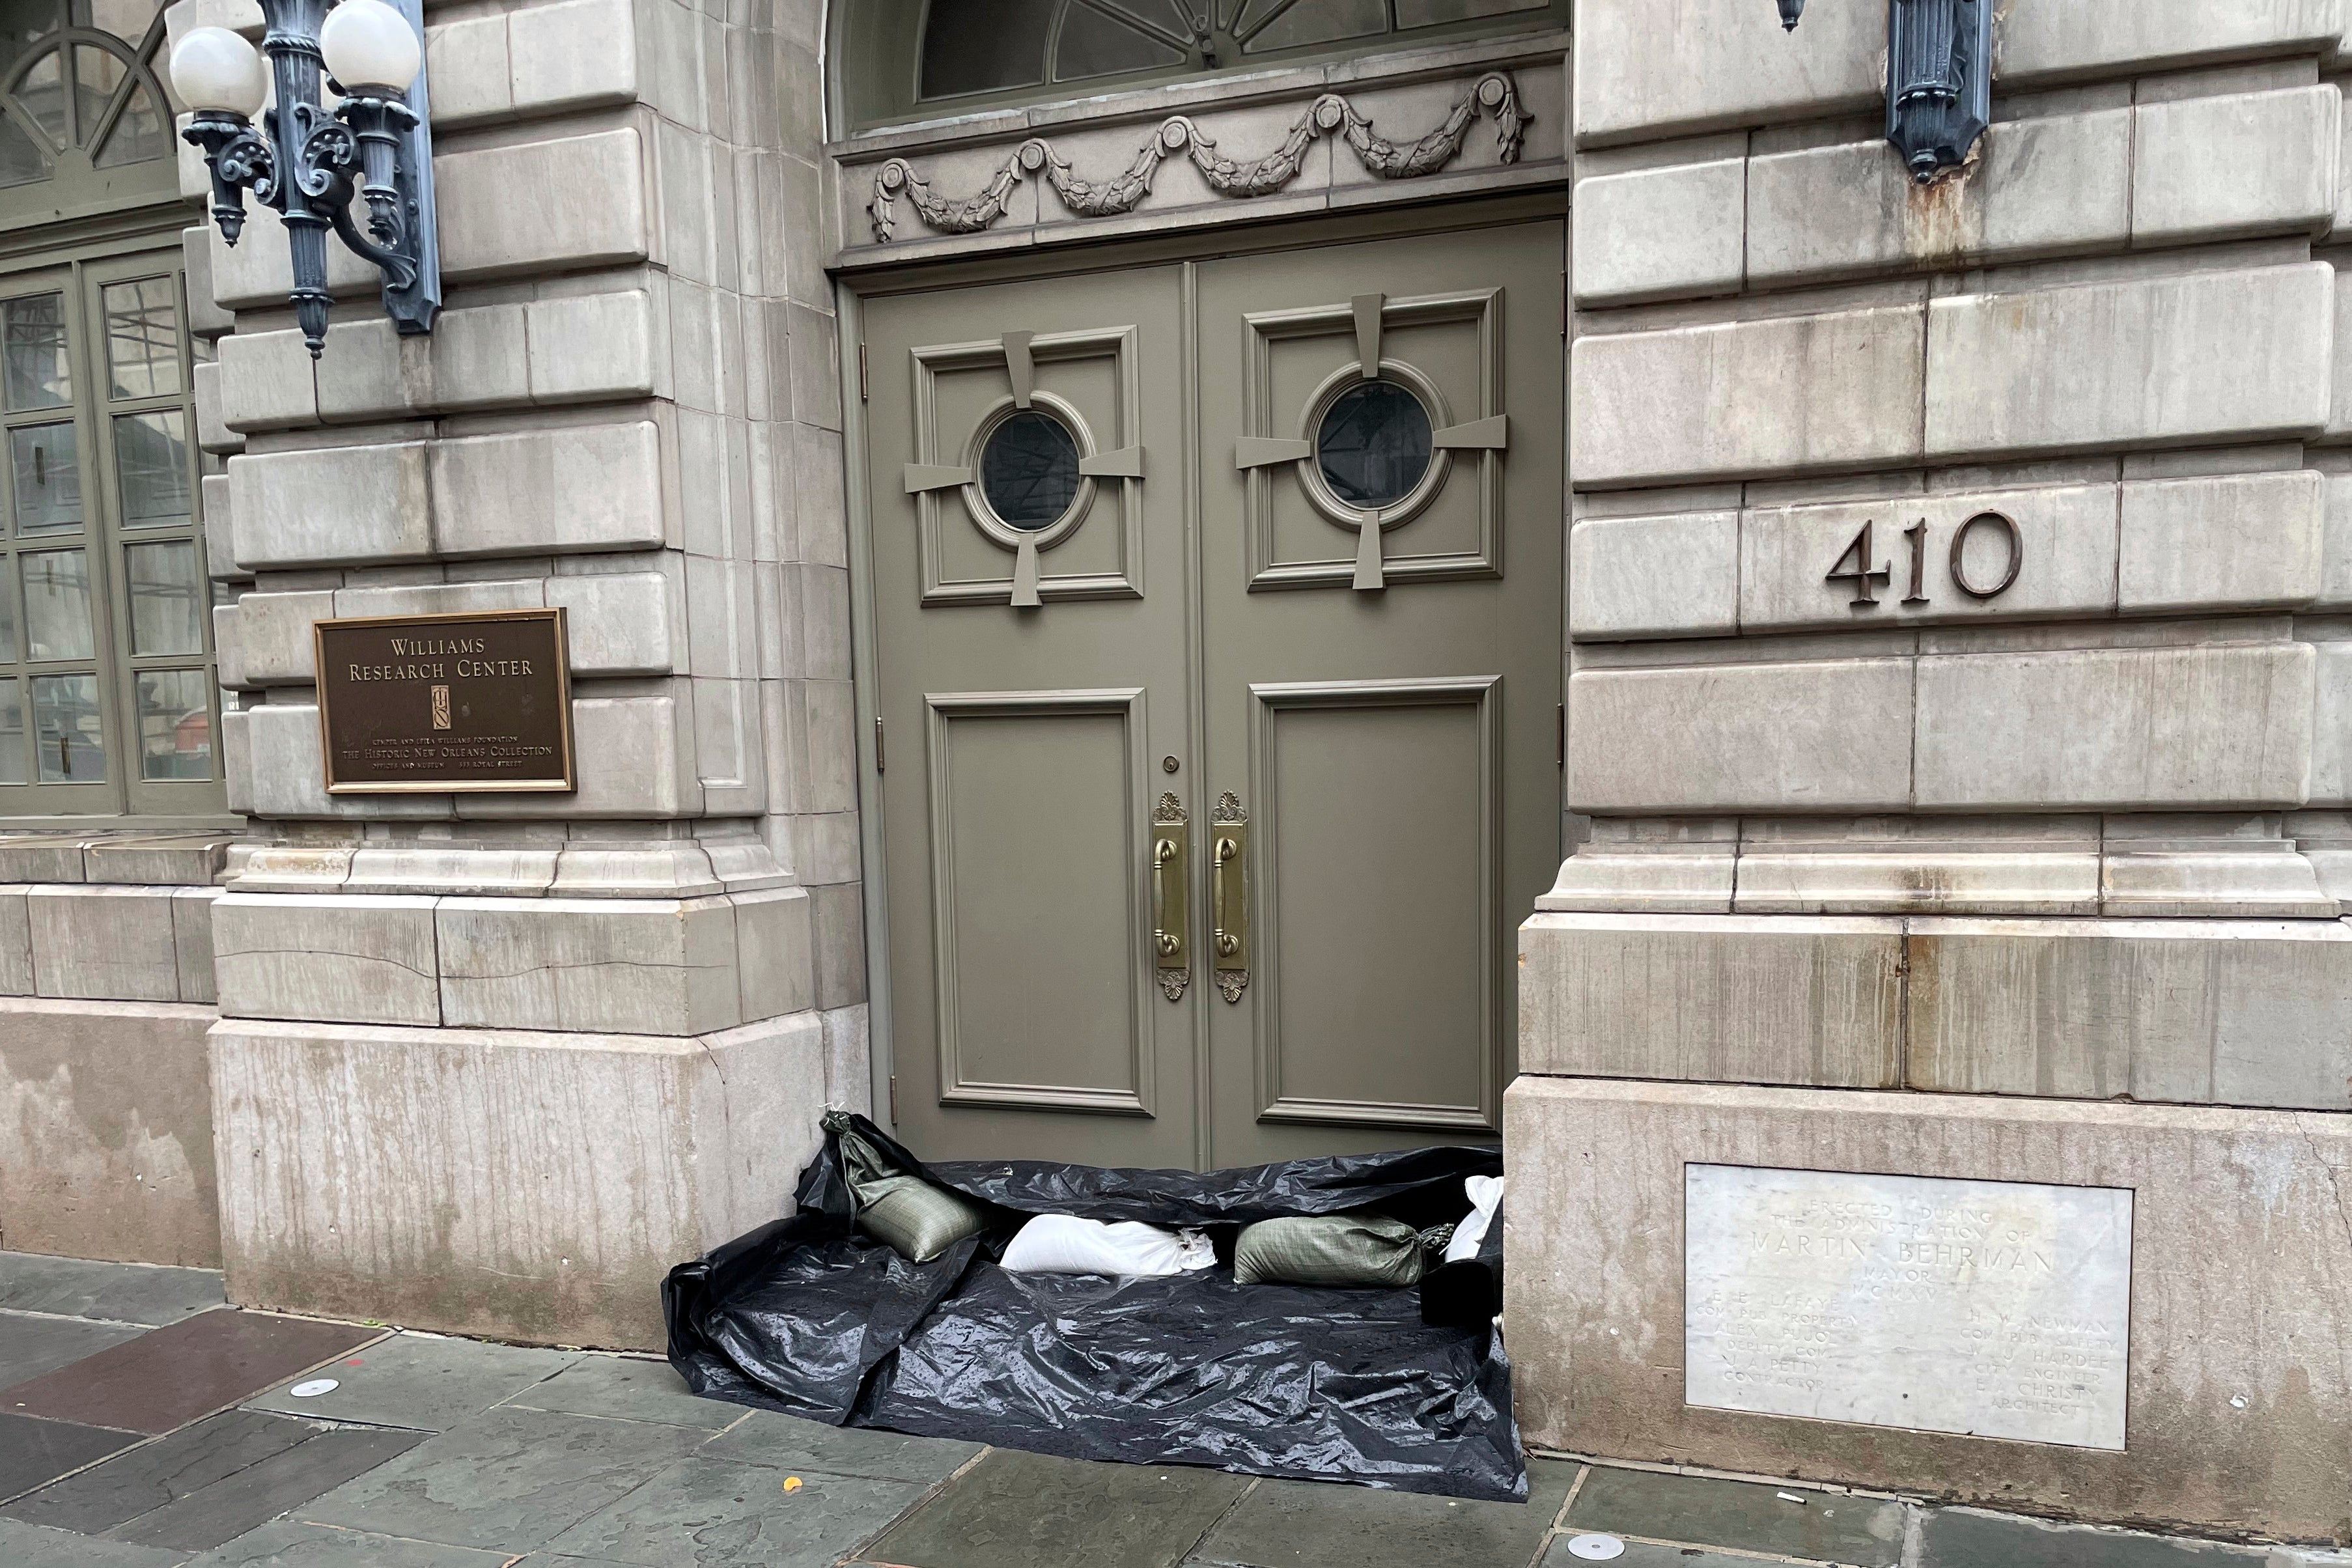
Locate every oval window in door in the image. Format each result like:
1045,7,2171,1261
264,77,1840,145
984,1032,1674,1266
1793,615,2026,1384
979,409,1083,529
1315,379,1433,509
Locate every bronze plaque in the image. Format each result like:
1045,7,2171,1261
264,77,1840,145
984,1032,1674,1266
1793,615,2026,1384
315,608,576,793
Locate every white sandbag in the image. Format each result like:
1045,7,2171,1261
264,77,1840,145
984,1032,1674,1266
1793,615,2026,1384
1000,1214,1216,1277
1444,1174,1505,1263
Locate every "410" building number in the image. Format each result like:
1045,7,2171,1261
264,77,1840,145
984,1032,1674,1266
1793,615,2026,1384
1826,511,2023,609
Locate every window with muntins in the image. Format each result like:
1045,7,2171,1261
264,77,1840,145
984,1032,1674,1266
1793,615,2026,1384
0,248,221,818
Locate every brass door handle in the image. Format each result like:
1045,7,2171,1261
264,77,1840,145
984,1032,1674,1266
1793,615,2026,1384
1213,835,1240,957
1151,796,1189,1001
1155,837,1182,958
1210,797,1249,1003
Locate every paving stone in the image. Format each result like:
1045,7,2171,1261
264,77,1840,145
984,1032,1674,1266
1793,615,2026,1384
1539,1539,1761,1568
1916,1507,2269,1567
0,1313,384,1436
494,1354,739,1431
295,1406,705,1552
107,1426,426,1552
189,1519,514,1565
0,1412,143,1504
242,1334,579,1433
698,1410,981,1482
0,1254,225,1326
0,1515,190,1565
0,1313,146,1386
856,1446,1250,1568
1190,1457,1578,1568
1563,1466,1907,1567
1,1410,315,1533
540,1455,928,1566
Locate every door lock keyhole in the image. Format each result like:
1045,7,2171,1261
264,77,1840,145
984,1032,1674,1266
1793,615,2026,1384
1162,755,1179,774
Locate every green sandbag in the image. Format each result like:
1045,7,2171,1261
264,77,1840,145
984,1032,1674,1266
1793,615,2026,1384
1233,1212,1429,1289
834,1119,988,1265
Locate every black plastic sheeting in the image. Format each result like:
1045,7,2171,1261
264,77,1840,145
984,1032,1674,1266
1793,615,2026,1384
664,1114,1523,1502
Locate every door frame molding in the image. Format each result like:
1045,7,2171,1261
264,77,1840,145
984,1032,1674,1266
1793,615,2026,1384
838,190,1568,1135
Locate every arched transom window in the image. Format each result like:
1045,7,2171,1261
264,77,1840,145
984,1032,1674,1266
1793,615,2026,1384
0,0,172,189
838,0,1566,130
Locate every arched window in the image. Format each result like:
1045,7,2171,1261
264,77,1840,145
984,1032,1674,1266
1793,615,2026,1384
0,0,173,190
837,0,1567,132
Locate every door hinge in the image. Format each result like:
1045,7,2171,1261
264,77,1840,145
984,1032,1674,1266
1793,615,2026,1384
888,1074,899,1123
874,714,886,772
1556,703,1566,768
858,342,870,403
1560,270,1569,339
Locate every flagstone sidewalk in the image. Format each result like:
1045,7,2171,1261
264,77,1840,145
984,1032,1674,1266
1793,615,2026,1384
0,1251,2336,1568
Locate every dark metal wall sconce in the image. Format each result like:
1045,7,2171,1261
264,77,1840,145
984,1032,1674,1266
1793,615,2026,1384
171,0,440,357
1776,0,1992,184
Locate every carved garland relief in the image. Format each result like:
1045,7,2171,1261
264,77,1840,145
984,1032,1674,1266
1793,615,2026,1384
867,70,1528,244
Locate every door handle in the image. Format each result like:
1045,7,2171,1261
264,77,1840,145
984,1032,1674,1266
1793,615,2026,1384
1152,796,1188,1001
1211,792,1250,1003
1213,834,1240,957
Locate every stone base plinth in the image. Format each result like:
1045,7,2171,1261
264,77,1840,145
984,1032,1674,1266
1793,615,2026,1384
0,999,222,1268
210,1011,827,1350
1502,1077,2352,1542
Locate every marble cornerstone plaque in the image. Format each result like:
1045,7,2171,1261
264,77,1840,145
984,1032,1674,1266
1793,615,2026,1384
1684,1165,2133,1449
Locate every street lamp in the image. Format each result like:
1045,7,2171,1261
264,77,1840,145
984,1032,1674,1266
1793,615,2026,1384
1772,0,1991,184
172,0,441,358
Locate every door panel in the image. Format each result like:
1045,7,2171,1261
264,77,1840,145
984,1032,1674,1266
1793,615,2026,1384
1250,679,1498,1130
925,690,1157,1115
1197,221,1564,1167
867,268,1199,1168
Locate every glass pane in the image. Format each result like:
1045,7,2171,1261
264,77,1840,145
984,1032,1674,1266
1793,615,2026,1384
135,667,208,780
32,671,102,781
1242,0,1386,51
0,675,22,783
0,111,49,186
21,547,91,658
113,409,189,525
979,409,1082,528
102,277,180,399
1056,5,1185,79
921,0,1052,98
124,539,201,654
4,293,70,410
1316,379,1433,508
0,555,16,662
19,47,64,146
1395,0,1547,23
92,77,164,165
80,0,166,48
70,44,122,146
0,3,62,86
11,421,80,531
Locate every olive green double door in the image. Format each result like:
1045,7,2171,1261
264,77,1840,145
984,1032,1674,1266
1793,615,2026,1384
864,217,1563,1170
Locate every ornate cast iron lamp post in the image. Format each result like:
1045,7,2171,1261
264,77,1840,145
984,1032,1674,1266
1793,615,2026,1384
171,0,440,358
1775,0,1991,183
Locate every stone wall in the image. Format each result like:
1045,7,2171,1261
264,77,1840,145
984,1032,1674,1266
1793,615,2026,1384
165,0,846,1347
1517,0,2352,1539
0,833,229,1268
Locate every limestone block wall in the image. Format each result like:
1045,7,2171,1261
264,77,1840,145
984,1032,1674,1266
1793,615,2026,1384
1560,0,2352,925
1517,0,2352,1536
0,832,231,1269
172,0,857,1039
160,0,847,1345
